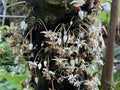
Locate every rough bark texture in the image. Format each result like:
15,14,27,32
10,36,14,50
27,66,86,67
25,1,77,90
26,0,75,30
102,0,119,90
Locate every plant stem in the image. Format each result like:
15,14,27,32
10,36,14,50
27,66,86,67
2,7,6,26
23,27,33,43
102,0,118,90
0,15,26,18
6,1,26,8
52,80,55,90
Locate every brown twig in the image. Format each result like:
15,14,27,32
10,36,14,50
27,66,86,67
6,1,26,8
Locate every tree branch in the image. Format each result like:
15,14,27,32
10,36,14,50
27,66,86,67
102,0,119,90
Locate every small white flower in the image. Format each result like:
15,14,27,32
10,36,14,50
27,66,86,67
78,40,87,48
57,78,64,83
89,65,95,70
67,35,74,44
35,77,39,84
43,61,47,67
63,35,68,43
21,21,28,30
80,59,85,63
29,43,33,50
80,63,86,70
49,71,55,75
66,66,74,74
68,74,78,84
93,77,101,85
70,21,73,25
74,80,82,87
57,37,62,45
78,10,84,20
70,60,75,67
79,32,85,38
20,49,23,55
38,63,42,70
30,53,34,57
70,0,85,7
70,0,79,4
29,61,37,70
113,66,117,73
41,30,57,40
52,58,67,67
42,68,55,80
89,25,97,33
75,58,79,64
96,59,104,65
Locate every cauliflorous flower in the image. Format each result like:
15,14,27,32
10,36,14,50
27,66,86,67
21,21,28,30
74,80,82,87
29,61,37,70
68,74,78,84
57,37,62,45
67,35,75,44
38,63,42,70
28,43,33,50
70,60,75,67
35,77,39,84
70,0,85,7
43,60,47,67
63,35,68,43
13,1,105,89
41,30,57,40
78,10,84,20
85,77,100,89
95,59,104,65
42,68,55,80
52,58,67,67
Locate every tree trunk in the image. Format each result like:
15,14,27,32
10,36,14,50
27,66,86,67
102,0,119,90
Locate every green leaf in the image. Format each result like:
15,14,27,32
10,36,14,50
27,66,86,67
0,26,6,30
114,47,120,57
6,82,17,90
101,11,110,24
0,81,18,90
114,69,120,81
115,81,120,90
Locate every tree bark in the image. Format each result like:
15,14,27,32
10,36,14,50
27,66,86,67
102,0,118,90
